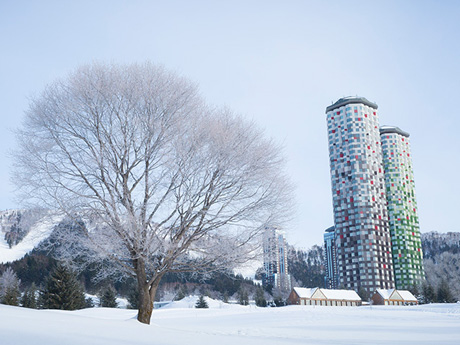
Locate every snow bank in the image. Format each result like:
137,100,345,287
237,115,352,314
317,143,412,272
162,295,245,309
116,297,129,309
85,294,130,309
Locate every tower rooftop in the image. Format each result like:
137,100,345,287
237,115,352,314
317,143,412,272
326,96,378,113
380,125,410,138
325,226,335,233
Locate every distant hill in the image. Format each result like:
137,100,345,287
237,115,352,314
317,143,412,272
1,209,459,301
0,209,63,264
421,231,460,301
421,231,460,259
287,245,325,289
0,209,258,300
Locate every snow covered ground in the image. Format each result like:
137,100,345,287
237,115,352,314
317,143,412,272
1,297,459,345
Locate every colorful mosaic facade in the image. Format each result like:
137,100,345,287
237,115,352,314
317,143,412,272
380,126,424,289
326,97,395,293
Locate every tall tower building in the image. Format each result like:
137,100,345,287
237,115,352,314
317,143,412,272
324,226,339,289
380,126,424,289
326,97,395,292
262,226,291,292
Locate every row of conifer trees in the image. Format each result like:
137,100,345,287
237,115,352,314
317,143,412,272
0,265,118,310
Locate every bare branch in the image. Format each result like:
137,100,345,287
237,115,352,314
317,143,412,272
13,62,293,324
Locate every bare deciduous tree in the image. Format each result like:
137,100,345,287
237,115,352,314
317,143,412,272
13,62,292,324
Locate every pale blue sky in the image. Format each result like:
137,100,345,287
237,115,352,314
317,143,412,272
1,0,459,248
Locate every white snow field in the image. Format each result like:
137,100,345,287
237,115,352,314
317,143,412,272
1,297,459,345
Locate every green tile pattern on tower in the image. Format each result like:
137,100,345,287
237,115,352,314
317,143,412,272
380,127,424,289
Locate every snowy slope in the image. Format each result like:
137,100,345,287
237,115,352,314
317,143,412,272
0,211,63,264
1,303,459,345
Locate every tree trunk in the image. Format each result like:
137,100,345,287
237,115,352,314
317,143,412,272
137,280,154,324
135,260,161,325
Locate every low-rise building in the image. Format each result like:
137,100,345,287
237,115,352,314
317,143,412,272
371,288,418,305
288,287,362,306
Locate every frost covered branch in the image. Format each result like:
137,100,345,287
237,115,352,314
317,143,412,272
13,62,293,324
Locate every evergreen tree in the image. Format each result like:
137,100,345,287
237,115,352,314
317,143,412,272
437,279,455,303
264,283,273,295
358,287,370,302
36,289,46,309
127,285,139,309
273,296,285,307
195,295,209,308
409,283,420,296
41,264,85,310
222,291,229,303
175,289,185,301
409,283,422,304
175,285,187,301
21,283,37,309
422,282,436,304
85,297,95,308
2,285,20,306
0,267,21,306
255,287,267,307
238,287,249,306
100,286,118,308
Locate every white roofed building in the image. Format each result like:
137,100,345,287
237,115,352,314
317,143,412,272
371,288,418,305
287,287,362,306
